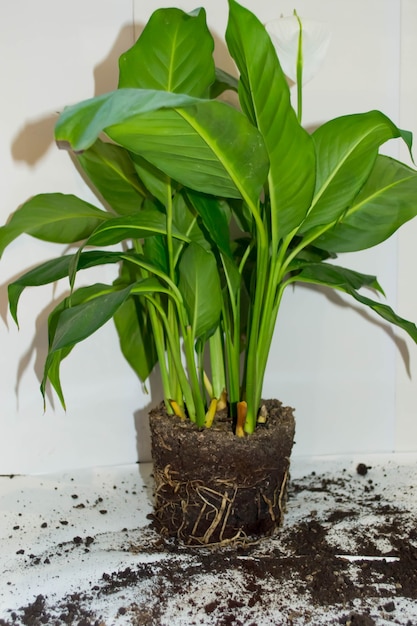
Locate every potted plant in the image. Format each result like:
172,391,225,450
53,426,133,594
2,0,417,545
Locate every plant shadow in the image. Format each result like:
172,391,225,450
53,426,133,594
11,23,135,168
298,282,411,377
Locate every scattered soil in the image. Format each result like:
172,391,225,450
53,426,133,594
1,460,416,625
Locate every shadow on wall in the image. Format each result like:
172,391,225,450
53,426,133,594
10,18,238,168
300,282,411,378
10,23,136,168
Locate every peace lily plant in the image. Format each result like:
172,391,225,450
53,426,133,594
2,0,417,439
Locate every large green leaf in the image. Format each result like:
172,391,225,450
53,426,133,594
178,243,222,339
105,105,268,203
315,155,417,252
119,8,215,97
75,140,147,215
55,89,268,205
293,262,417,342
299,111,409,234
55,89,198,150
226,0,315,239
0,194,109,257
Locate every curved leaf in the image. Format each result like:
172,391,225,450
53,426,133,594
299,111,408,234
76,140,147,215
178,243,222,339
119,7,215,97
226,0,315,239
8,250,123,325
55,89,268,205
106,104,268,204
315,155,417,252
130,154,171,207
55,89,198,151
185,190,232,257
86,210,190,247
42,279,167,406
0,194,109,257
210,68,239,98
113,294,158,383
292,262,417,342
48,279,168,360
50,285,132,353
292,262,383,293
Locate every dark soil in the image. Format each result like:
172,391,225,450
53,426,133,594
1,456,416,624
149,399,295,545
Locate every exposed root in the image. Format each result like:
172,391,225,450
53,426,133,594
278,466,290,516
153,463,290,546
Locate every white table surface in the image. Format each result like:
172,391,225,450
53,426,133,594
1,454,417,625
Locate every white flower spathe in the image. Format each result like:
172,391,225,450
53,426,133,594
265,15,331,85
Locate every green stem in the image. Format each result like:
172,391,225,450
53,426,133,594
129,240,172,413
208,325,226,400
147,302,173,414
144,295,196,419
165,183,182,405
182,325,206,425
243,233,269,433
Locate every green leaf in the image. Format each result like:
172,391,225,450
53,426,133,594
315,155,417,252
55,89,197,150
119,7,215,97
0,194,109,257
8,250,123,325
299,111,407,234
42,279,166,405
171,192,211,255
130,154,171,207
178,243,222,339
226,0,315,238
106,104,268,204
75,139,147,215
185,190,232,256
210,68,239,98
142,235,169,274
50,286,132,353
48,278,168,356
291,262,417,343
292,262,384,293
55,89,268,205
346,290,417,343
113,294,158,383
42,347,73,410
86,209,190,247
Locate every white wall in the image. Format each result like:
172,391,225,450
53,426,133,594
0,0,416,473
